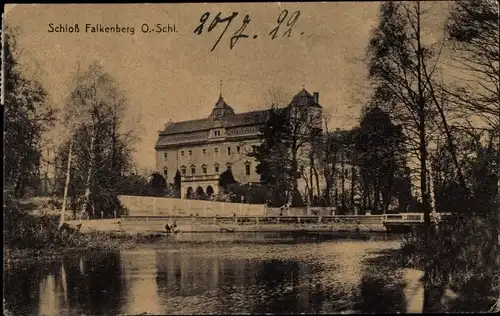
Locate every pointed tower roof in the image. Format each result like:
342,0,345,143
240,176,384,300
210,95,235,119
290,88,322,108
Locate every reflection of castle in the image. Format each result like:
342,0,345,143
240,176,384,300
155,87,323,199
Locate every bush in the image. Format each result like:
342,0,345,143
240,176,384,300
401,215,499,311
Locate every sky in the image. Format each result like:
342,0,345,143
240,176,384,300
4,2,449,171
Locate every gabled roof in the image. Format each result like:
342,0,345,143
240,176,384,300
159,88,321,138
161,109,270,136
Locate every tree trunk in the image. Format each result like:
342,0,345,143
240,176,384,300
341,153,346,210
350,165,356,213
313,164,321,202
59,139,73,227
80,126,96,220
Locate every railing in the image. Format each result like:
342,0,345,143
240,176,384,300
121,213,453,227
382,212,452,224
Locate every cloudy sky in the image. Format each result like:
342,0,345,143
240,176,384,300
5,3,448,170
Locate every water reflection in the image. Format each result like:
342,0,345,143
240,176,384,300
4,237,424,315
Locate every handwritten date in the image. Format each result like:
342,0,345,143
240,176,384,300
194,10,301,51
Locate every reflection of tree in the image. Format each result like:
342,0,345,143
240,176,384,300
63,252,124,315
4,253,125,315
356,274,406,313
355,249,407,313
3,263,42,315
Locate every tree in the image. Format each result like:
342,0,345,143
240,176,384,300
56,62,135,219
250,90,321,207
218,168,237,191
148,172,167,196
4,27,56,198
446,0,499,132
318,130,341,207
173,170,182,198
249,108,290,206
367,1,445,226
446,0,499,283
355,106,405,214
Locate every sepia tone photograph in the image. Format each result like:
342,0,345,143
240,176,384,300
2,1,499,315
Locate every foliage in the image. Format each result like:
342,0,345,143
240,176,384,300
218,168,238,190
3,198,114,251
401,215,499,312
55,62,136,218
3,27,57,198
446,0,499,131
173,170,182,198
148,172,168,196
367,1,448,222
250,104,316,207
249,108,290,206
355,106,406,213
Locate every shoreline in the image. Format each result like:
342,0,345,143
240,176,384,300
3,228,395,265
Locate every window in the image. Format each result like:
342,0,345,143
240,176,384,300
163,152,168,160
163,167,168,178
202,164,207,175
181,150,185,156
227,147,231,156
226,162,232,171
214,163,220,173
181,166,187,176
215,147,219,156
191,165,196,175
202,149,207,156
245,164,250,176
237,146,240,154
214,130,221,137
189,150,192,156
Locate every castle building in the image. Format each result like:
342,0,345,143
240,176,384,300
155,88,323,199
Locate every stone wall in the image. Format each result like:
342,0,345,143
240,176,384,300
118,195,266,217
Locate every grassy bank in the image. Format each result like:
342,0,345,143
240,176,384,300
3,199,167,265
399,215,499,312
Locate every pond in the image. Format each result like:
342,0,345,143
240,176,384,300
4,233,426,315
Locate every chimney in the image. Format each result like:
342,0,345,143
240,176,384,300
313,92,319,104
